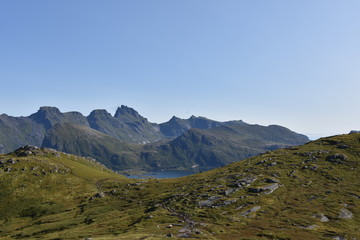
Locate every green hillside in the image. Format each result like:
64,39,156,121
1,133,359,239
0,145,124,239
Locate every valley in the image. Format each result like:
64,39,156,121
0,133,359,239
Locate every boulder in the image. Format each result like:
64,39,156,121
230,176,257,188
313,213,329,222
326,154,348,164
249,183,279,194
264,178,280,183
338,208,353,219
240,206,261,217
7,159,17,164
222,188,238,196
90,192,106,200
319,214,329,222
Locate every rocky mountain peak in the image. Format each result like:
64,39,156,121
168,116,182,122
36,106,62,116
87,109,112,119
29,106,63,129
114,105,141,118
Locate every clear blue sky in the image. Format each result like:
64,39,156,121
1,1,359,138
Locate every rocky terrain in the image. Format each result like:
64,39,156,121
0,133,359,239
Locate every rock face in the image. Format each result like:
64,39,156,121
159,115,227,139
87,106,163,143
30,106,89,129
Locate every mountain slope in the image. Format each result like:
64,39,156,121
159,115,248,139
29,106,90,129
41,123,309,172
0,106,167,153
42,123,142,170
87,105,163,143
0,106,309,159
0,133,359,239
139,124,309,170
0,107,91,153
0,114,45,153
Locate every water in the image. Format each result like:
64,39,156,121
127,170,196,179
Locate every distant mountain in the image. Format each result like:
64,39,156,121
42,123,141,170
137,124,309,170
0,106,309,171
87,106,163,143
41,122,308,171
0,105,164,153
0,114,44,153
0,107,93,154
2,106,245,153
159,115,247,139
29,106,89,129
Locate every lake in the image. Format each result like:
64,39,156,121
127,170,196,179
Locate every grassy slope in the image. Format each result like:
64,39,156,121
0,146,124,239
0,133,359,239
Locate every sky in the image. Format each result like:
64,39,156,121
0,1,359,139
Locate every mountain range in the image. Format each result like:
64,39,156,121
0,106,309,171
0,133,359,239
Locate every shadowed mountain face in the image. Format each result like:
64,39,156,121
0,133,359,239
0,106,309,171
29,106,89,129
87,106,163,143
42,123,142,170
0,106,163,153
1,105,244,153
137,124,309,170
159,115,248,139
42,122,309,171
0,114,45,153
